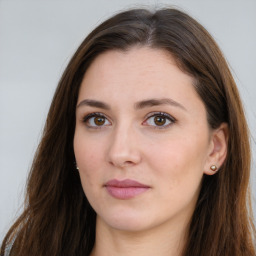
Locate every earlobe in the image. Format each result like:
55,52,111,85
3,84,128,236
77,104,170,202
210,165,218,172
204,123,229,176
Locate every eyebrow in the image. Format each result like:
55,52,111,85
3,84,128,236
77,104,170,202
77,99,110,110
77,98,187,111
134,98,187,111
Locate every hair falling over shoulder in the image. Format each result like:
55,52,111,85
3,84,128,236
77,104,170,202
1,7,255,256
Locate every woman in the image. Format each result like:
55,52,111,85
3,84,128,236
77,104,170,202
1,7,255,256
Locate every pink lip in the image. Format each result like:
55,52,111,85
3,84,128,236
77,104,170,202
104,179,150,200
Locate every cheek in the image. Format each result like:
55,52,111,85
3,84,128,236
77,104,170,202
148,140,205,171
74,130,103,168
145,130,209,188
74,133,104,191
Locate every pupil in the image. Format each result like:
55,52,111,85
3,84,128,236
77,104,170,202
154,116,166,126
95,117,105,126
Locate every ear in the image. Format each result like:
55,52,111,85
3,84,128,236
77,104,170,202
204,123,229,175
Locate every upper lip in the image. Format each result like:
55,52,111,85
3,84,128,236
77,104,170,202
105,179,150,188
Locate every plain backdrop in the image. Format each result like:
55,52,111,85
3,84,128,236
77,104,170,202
0,0,255,241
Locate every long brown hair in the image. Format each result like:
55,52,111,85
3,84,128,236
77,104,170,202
1,7,255,256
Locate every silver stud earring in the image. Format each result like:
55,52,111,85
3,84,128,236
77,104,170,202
74,161,79,171
210,165,218,171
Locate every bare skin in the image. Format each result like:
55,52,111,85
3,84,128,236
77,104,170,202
74,47,228,256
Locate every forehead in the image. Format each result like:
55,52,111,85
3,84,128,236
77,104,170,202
78,47,202,109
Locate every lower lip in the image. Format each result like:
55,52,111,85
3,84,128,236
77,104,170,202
105,186,149,199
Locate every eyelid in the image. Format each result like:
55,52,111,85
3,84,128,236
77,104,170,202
81,111,176,129
82,112,112,128
143,111,176,128
144,112,176,121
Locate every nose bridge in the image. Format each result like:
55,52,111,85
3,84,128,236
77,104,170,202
107,121,141,167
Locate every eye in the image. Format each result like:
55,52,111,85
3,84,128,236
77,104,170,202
83,113,111,128
143,112,175,128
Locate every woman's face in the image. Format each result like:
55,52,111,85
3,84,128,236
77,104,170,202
74,47,215,232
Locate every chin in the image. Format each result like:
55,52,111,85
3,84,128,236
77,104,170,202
97,210,153,232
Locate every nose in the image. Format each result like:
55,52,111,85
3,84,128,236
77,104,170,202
106,124,141,168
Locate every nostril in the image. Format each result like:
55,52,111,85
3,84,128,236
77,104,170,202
106,135,142,167
109,160,135,168
124,161,134,166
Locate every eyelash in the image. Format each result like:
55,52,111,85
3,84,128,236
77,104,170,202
143,112,176,129
82,112,111,129
82,112,176,129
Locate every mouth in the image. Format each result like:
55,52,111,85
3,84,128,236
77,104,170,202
104,179,151,200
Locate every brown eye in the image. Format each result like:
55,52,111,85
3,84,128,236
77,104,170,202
143,112,175,128
154,116,166,126
84,113,111,128
94,116,106,126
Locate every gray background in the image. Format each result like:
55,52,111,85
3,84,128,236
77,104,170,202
0,0,255,241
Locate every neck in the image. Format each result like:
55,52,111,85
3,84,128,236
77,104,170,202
90,216,189,256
